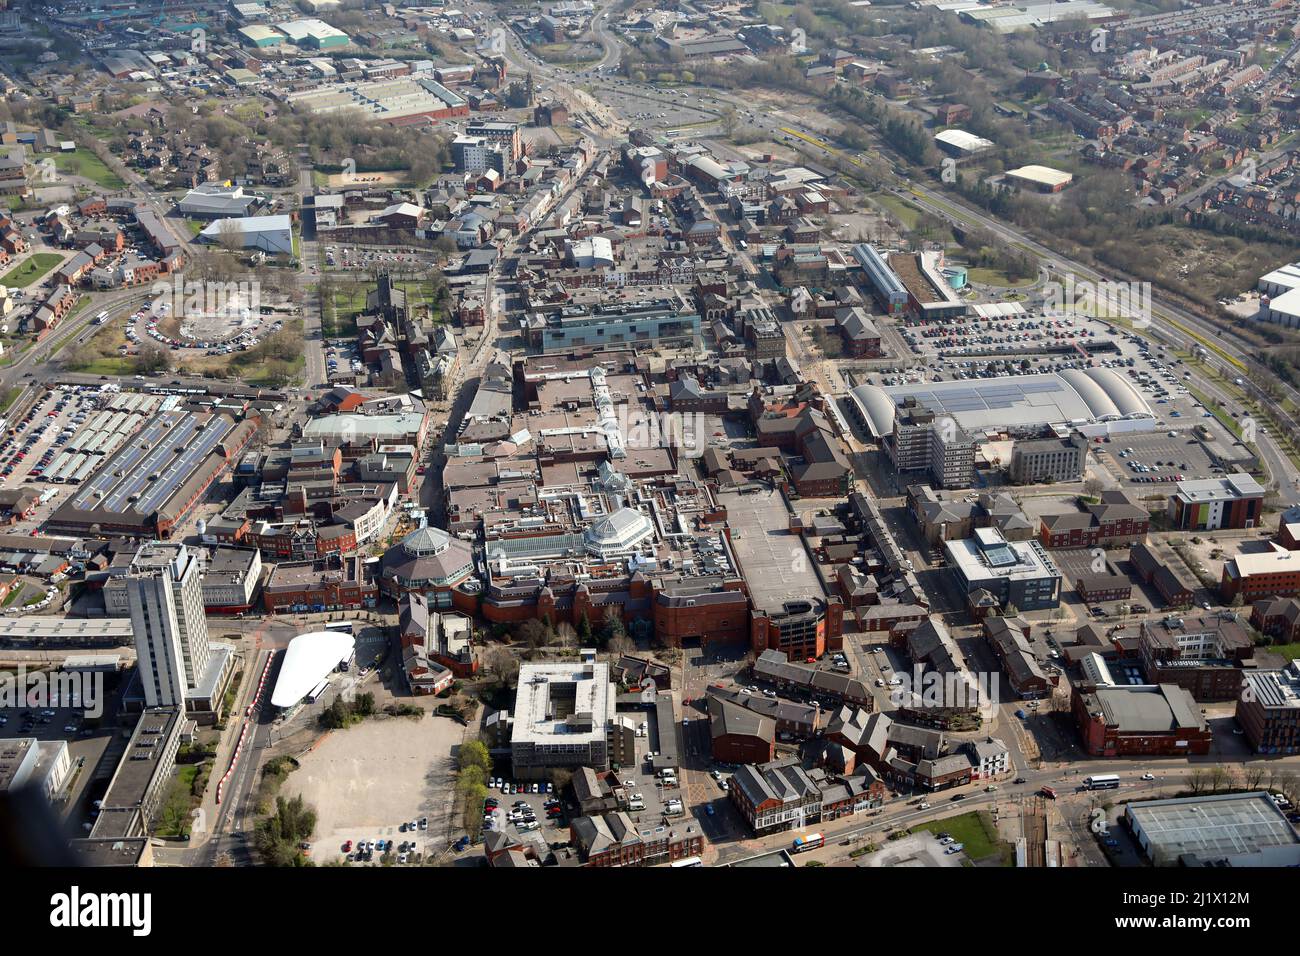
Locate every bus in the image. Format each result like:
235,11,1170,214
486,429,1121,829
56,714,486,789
792,832,824,853
1083,774,1120,791
93,311,109,325
324,621,354,636
670,856,703,868
306,678,330,704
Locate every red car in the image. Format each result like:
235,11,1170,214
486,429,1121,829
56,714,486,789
342,840,352,852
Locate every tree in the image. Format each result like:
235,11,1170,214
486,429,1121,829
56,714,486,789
483,646,519,689
608,634,635,656
1082,477,1103,499
458,739,492,777
576,612,592,644
600,606,626,647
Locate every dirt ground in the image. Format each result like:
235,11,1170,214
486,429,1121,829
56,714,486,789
323,170,406,189
285,713,466,864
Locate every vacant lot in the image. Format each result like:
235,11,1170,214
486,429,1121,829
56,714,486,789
54,149,126,189
285,713,464,862
910,810,1012,865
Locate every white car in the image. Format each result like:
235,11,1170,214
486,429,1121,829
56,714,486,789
945,844,964,855
1140,773,1155,781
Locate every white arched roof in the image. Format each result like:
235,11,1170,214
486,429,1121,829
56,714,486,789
271,631,356,708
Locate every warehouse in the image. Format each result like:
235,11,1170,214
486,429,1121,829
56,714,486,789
1256,262,1300,328
849,369,1153,440
47,411,258,539
1126,792,1300,866
237,24,283,48
276,18,350,49
1004,164,1073,193
285,76,468,124
934,129,993,157
199,214,293,256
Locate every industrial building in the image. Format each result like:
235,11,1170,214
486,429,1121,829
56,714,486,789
1126,792,1300,866
1004,164,1074,192
199,214,293,256
1071,683,1211,756
285,76,469,125
47,410,257,540
934,129,994,156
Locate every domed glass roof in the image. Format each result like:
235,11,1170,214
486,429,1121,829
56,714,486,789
403,526,452,557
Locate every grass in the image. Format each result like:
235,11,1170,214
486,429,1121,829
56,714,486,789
0,386,22,414
909,810,1011,864
0,253,64,288
1272,643,1300,661
53,149,126,190
2,584,23,608
184,219,205,238
966,266,1036,288
872,191,921,231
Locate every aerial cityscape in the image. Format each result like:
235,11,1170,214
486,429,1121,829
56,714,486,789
0,0,1298,903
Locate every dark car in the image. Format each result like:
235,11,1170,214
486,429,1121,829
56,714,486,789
949,793,966,802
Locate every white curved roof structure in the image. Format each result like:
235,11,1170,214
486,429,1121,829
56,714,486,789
271,631,356,708
849,371,1152,438
584,507,654,559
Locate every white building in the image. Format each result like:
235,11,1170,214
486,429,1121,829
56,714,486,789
511,650,615,781
199,214,293,256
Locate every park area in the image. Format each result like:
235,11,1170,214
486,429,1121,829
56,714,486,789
0,252,65,288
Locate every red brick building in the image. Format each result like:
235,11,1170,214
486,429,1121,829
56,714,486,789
1072,684,1212,756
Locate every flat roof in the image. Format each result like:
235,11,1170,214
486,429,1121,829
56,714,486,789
717,487,824,614
0,617,135,641
270,631,356,708
1128,792,1300,864
512,658,612,747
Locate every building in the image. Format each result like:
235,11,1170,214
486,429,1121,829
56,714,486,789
1071,684,1212,756
0,737,72,803
708,695,776,765
729,758,823,836
1250,596,1300,643
1168,473,1264,531
511,651,615,781
1221,546,1300,602
269,630,356,709
850,369,1152,443
465,121,522,166
569,812,703,867
1004,164,1073,193
984,614,1054,699
884,397,977,490
1009,434,1088,484
1129,543,1194,607
752,649,873,708
262,553,378,613
1039,491,1149,549
1138,615,1254,702
86,708,184,841
934,128,993,156
199,215,293,256
452,134,510,176
1236,662,1300,755
199,547,262,613
377,525,476,606
122,543,234,722
944,527,1062,612
1126,792,1300,866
